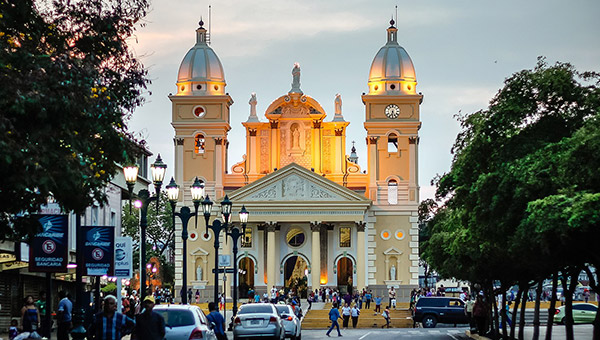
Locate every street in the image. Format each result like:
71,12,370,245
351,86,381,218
224,327,471,340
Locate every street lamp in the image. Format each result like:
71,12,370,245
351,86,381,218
166,177,204,304
123,154,167,302
146,263,158,294
201,195,249,314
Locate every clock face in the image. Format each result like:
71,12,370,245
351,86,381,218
385,104,400,119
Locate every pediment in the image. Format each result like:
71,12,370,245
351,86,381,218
383,247,403,256
228,163,370,203
191,247,209,256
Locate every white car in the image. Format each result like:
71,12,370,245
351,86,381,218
153,304,217,340
274,304,302,340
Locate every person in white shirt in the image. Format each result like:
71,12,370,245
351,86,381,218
350,305,360,328
341,303,351,329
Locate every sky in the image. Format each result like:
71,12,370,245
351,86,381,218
127,0,600,200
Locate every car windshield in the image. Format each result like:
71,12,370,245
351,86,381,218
155,309,195,327
238,305,274,314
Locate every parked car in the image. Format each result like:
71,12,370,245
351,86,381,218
412,297,469,328
554,303,597,324
274,304,302,340
233,303,285,340
153,304,217,340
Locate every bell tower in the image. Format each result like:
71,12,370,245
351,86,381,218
362,19,422,205
170,20,233,199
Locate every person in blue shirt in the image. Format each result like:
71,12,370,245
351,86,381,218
374,296,382,314
206,302,226,340
87,295,135,340
326,303,342,337
56,291,73,340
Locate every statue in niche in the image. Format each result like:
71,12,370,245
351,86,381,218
291,62,301,92
291,124,300,149
249,92,257,117
390,265,396,281
196,265,203,281
334,93,342,115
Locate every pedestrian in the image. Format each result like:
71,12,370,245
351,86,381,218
35,291,50,338
9,319,19,340
325,303,342,337
254,293,260,303
388,287,396,308
351,304,360,328
87,295,135,340
15,295,41,340
465,295,475,332
195,289,200,304
56,291,73,340
381,306,391,328
206,302,227,340
132,296,165,340
341,303,351,328
472,295,487,335
365,290,372,309
220,293,225,311
187,288,193,303
358,291,363,310
374,295,382,314
584,289,590,303
307,293,313,311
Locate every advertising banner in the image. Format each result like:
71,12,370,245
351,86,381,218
29,215,69,272
114,237,132,278
82,226,114,276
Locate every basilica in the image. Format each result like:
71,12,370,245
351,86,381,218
170,19,422,301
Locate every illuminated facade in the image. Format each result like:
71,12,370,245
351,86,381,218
171,20,422,300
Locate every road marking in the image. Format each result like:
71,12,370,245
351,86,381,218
359,331,372,339
448,334,460,340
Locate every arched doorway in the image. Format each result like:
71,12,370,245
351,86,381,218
337,257,353,294
238,257,254,298
284,256,308,298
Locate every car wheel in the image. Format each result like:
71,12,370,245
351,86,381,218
422,315,437,328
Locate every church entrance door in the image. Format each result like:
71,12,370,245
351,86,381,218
337,257,353,294
284,256,308,298
239,257,254,299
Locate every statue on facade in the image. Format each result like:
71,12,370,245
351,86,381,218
196,265,202,281
290,62,302,93
249,92,257,116
334,93,342,115
390,265,396,281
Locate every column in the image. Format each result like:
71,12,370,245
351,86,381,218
266,223,277,290
214,137,224,197
248,129,258,175
408,136,419,202
355,222,366,290
312,120,322,172
310,222,321,291
174,138,184,185
269,121,279,171
367,136,378,201
334,128,344,174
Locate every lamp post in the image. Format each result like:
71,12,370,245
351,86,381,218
166,177,204,304
123,154,167,302
201,195,249,312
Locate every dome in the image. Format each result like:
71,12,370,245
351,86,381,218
176,21,226,96
367,21,417,95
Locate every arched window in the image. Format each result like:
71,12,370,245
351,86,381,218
388,133,398,153
195,134,205,154
388,179,398,204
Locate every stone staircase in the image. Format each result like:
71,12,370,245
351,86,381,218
301,303,414,329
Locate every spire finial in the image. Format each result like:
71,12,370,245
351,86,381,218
390,16,395,27
199,17,204,28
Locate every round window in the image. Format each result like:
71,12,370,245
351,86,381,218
394,230,405,240
381,229,391,240
286,228,305,247
189,230,199,241
193,106,206,118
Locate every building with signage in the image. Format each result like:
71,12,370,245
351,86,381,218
172,20,422,300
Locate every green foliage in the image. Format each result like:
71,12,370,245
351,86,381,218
0,0,149,239
423,58,600,288
101,282,117,294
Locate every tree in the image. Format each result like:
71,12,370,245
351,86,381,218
0,0,149,239
422,59,600,339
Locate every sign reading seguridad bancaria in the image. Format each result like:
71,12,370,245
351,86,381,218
82,226,114,276
29,215,69,272
114,236,132,278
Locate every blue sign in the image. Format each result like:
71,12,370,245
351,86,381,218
82,226,114,276
29,215,69,272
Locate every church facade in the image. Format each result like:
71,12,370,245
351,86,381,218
170,19,422,300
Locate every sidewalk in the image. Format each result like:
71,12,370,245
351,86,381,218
466,324,594,340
